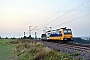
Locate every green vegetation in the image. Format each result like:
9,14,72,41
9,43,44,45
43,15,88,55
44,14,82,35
0,39,84,60
0,39,16,60
11,39,83,60
71,52,80,56
74,37,90,44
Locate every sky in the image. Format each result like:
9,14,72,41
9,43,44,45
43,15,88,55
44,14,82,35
0,0,90,38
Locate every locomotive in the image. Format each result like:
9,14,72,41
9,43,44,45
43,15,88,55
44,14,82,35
41,27,73,43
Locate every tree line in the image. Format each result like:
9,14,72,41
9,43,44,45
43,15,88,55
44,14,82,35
0,36,90,44
73,37,90,44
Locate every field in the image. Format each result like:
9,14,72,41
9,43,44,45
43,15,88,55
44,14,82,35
0,39,83,60
12,39,83,60
0,39,16,60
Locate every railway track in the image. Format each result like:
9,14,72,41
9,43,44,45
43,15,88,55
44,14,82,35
33,40,90,51
36,40,90,60
39,41,90,52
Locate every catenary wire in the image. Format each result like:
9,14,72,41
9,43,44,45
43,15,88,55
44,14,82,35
36,0,75,29
41,0,89,27
54,13,90,27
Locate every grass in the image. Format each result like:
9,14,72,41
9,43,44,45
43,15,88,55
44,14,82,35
0,39,84,60
11,39,84,60
0,39,16,60
71,52,80,56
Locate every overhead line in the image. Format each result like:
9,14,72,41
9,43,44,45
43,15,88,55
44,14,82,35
37,0,89,31
43,0,89,26
37,0,88,30
54,13,90,27
36,0,75,29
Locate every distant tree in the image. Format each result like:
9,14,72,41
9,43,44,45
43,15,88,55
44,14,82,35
29,35,31,38
11,37,16,39
0,36,1,39
24,36,26,39
89,38,90,40
5,37,8,39
74,37,90,44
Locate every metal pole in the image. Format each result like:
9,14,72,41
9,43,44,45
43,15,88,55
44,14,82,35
35,32,37,39
24,32,25,37
49,27,52,33
29,26,37,38
34,29,39,39
29,26,32,37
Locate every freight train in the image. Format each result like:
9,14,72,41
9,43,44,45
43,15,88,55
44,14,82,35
41,27,73,43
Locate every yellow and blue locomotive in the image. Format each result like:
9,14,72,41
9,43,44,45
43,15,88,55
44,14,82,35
41,27,73,43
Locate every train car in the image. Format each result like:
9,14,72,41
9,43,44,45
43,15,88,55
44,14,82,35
41,34,47,40
41,27,73,43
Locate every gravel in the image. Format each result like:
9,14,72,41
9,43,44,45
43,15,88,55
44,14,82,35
41,41,90,60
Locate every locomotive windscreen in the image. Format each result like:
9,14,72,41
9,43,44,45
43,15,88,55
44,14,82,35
41,34,46,37
64,29,72,34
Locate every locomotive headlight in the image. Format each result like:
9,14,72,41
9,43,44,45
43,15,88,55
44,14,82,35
71,38,73,40
64,38,67,40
